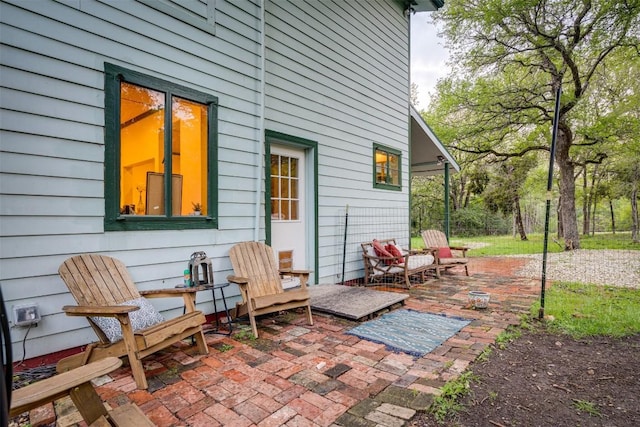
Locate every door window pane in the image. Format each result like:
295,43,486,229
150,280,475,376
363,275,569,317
270,153,300,221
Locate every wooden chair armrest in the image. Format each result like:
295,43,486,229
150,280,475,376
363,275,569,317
363,253,389,260
10,357,123,417
288,269,311,276
409,248,436,255
140,287,202,298
227,275,249,285
449,246,469,257
62,305,139,317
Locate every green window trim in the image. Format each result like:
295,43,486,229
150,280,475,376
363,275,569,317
373,143,402,191
104,63,219,231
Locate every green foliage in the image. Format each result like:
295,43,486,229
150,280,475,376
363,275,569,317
476,346,493,363
215,343,233,352
429,372,476,423
233,328,256,342
412,232,638,256
450,206,488,235
495,328,522,350
531,282,640,338
572,399,601,417
427,0,640,250
483,155,538,215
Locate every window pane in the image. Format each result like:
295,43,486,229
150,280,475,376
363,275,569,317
119,82,165,216
280,177,289,198
375,149,387,184
290,200,298,220
271,198,280,220
173,97,208,216
291,178,298,199
290,158,298,178
389,153,399,185
281,199,290,220
271,154,279,176
281,156,289,177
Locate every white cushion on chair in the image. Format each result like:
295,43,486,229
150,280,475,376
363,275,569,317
91,298,165,343
281,276,301,289
366,246,378,265
407,254,435,270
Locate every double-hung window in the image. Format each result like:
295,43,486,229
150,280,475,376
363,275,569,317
373,144,401,190
104,63,218,231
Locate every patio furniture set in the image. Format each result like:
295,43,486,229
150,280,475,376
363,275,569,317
5,231,467,425
361,229,470,288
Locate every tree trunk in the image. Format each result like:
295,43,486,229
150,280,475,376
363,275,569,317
632,181,639,244
591,195,597,236
590,164,600,236
514,194,527,240
556,195,563,238
609,199,615,235
457,177,466,211
555,125,580,250
582,165,590,235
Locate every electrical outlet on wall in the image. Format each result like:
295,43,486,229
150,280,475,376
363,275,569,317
13,303,41,327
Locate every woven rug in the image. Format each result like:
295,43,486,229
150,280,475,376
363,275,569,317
346,309,471,357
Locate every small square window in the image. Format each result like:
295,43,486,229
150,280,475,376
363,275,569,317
104,63,218,231
373,144,401,190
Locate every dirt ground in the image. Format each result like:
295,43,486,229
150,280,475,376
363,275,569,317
410,327,640,426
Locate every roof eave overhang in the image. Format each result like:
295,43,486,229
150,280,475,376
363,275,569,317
407,0,445,13
410,104,460,176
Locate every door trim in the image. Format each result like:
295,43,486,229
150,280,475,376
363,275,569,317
265,130,318,284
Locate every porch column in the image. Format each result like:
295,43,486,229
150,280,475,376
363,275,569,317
444,161,450,241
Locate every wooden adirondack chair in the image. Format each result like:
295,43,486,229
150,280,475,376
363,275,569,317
227,241,313,338
57,254,209,390
421,230,470,276
10,357,154,426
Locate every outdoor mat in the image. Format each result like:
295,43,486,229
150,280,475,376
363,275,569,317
346,309,471,357
309,284,409,320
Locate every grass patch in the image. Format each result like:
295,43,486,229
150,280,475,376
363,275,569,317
495,328,522,350
572,399,601,417
216,343,233,352
476,346,493,362
429,372,476,423
411,232,638,256
532,282,640,338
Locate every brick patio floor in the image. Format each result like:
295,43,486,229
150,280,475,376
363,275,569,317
46,257,542,427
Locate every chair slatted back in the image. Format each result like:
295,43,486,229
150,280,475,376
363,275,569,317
229,242,283,297
421,230,449,248
59,254,140,306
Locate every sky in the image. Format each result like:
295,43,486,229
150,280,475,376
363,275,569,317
410,13,451,110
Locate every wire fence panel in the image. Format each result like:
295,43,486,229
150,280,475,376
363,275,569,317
336,206,409,284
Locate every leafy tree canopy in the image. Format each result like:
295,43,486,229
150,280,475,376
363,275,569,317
427,0,640,249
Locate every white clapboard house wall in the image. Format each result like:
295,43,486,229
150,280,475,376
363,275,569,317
0,0,444,359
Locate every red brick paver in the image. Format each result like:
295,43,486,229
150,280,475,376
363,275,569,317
40,258,541,426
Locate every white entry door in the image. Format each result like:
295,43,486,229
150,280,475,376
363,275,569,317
270,145,306,288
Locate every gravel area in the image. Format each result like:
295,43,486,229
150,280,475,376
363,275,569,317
509,249,640,288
